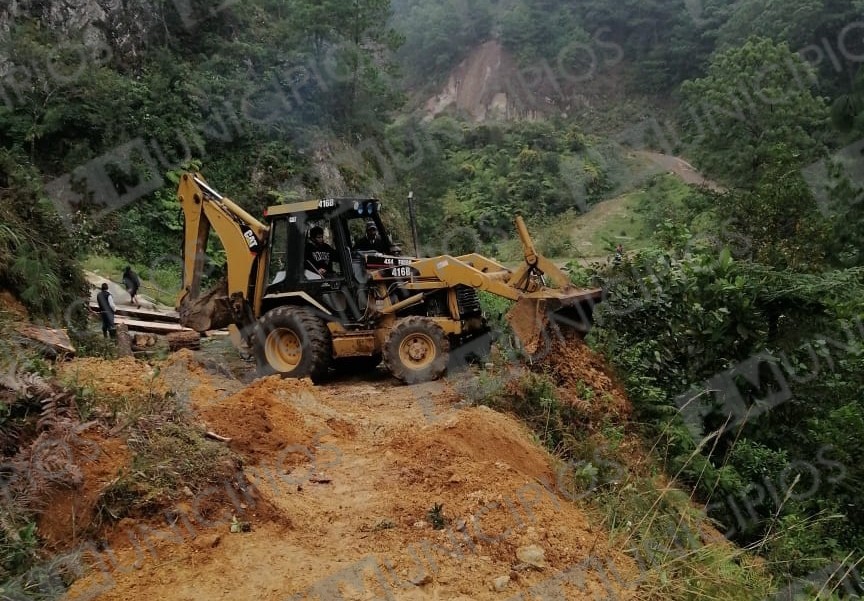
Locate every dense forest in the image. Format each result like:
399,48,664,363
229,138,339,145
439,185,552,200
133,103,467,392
2,0,864,597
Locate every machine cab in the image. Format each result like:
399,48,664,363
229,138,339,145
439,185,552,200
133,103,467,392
260,198,408,325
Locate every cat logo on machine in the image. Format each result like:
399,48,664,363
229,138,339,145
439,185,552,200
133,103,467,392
242,227,259,251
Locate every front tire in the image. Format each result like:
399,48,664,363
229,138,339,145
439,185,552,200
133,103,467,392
252,306,332,382
384,317,450,384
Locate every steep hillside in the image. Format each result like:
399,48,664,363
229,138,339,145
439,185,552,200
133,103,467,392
421,39,636,125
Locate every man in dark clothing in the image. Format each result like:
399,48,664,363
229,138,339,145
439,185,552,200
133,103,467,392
96,283,116,338
353,221,393,254
122,266,141,306
305,226,335,278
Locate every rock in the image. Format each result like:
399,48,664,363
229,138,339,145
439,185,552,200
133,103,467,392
491,576,510,592
516,545,547,569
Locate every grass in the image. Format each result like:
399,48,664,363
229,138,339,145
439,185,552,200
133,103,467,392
98,420,240,520
562,174,699,262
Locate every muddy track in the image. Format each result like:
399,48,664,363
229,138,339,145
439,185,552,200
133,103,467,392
65,352,638,601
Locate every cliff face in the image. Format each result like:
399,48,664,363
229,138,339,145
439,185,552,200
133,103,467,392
0,0,158,65
424,40,544,123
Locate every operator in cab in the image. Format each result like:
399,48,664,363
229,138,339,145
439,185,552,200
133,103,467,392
305,226,335,278
354,221,398,255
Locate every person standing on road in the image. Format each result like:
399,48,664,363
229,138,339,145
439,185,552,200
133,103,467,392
96,283,117,339
122,266,141,307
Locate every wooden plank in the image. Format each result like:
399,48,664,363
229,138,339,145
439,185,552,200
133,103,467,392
89,302,180,323
114,317,194,335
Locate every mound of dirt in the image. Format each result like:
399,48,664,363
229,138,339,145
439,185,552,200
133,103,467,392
536,332,632,423
391,406,553,484
58,357,170,398
62,365,643,601
382,406,637,584
197,376,313,464
159,348,240,407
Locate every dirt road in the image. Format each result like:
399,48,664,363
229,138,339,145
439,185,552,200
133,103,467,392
65,353,637,601
634,151,724,191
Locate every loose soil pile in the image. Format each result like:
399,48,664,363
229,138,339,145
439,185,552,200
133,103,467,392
57,357,170,399
196,376,313,464
536,331,632,423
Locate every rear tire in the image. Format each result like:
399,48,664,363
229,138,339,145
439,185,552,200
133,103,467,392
384,317,449,384
252,306,332,382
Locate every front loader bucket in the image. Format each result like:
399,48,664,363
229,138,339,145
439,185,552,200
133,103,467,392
505,288,603,354
178,279,235,332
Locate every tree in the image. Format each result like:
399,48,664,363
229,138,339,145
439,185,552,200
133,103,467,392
580,0,732,91
286,0,404,134
717,0,861,93
718,154,830,270
391,0,493,85
679,37,828,185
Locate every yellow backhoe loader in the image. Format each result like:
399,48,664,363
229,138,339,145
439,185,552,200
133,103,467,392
176,172,603,383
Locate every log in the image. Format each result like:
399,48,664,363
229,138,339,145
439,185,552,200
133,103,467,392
114,317,193,335
116,323,133,358
167,330,201,351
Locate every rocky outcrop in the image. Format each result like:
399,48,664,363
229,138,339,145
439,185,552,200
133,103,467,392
0,0,159,66
423,39,629,124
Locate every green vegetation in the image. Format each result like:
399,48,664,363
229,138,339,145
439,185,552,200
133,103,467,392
467,368,775,600
679,38,828,187
373,118,623,255
2,0,864,596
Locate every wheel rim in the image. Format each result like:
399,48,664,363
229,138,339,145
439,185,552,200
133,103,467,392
398,332,437,370
265,328,303,372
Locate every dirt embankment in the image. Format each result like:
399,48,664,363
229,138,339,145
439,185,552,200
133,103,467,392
62,351,640,601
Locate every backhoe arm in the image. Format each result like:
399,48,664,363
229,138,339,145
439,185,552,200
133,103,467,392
399,215,601,354
507,216,572,291
176,173,269,331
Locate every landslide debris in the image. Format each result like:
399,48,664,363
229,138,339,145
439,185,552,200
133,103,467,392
63,352,640,601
